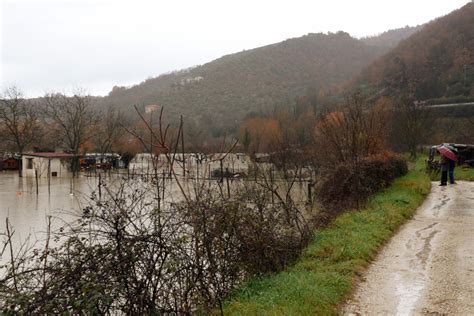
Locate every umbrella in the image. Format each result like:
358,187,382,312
437,145,457,161
444,144,459,154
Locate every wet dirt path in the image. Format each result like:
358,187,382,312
342,181,474,315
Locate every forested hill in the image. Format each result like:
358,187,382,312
361,25,423,49
100,32,390,136
355,2,474,102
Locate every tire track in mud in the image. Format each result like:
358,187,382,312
342,181,474,315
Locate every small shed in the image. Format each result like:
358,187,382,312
22,153,80,178
0,157,19,171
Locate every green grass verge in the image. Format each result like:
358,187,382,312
428,165,474,182
221,159,431,315
417,153,474,182
455,166,474,181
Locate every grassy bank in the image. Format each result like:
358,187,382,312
456,166,474,181
428,165,474,182
222,159,431,315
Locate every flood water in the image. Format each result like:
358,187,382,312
0,170,218,244
0,170,196,264
0,171,101,248
0,170,312,263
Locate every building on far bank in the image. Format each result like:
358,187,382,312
0,157,20,171
128,152,252,178
22,153,80,178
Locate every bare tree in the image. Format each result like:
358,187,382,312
94,106,125,154
390,95,432,158
314,92,391,210
314,92,388,168
0,86,42,176
42,90,97,172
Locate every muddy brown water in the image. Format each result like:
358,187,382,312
0,171,194,245
0,171,193,264
342,181,474,315
0,171,104,261
0,171,96,234
0,171,311,264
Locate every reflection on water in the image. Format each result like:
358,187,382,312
0,171,220,244
0,171,103,247
0,170,311,260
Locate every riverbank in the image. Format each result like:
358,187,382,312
221,158,431,315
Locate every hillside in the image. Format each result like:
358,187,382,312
355,2,474,102
361,25,423,49
100,32,390,137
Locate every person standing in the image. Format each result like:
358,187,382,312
448,157,456,184
440,155,448,186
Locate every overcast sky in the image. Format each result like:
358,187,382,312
0,0,471,97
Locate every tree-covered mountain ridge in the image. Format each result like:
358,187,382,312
355,2,474,103
101,28,418,136
360,25,423,49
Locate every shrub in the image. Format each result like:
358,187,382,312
315,152,408,220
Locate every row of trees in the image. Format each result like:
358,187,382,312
0,86,127,175
238,92,438,159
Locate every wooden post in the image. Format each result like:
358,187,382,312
307,180,313,204
35,169,39,195
226,167,230,198
70,174,73,195
153,156,160,208
98,172,102,201
220,160,223,183
270,167,274,204
162,170,165,203
196,159,200,180
47,158,51,195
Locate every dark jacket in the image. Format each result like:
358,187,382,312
448,158,456,171
440,155,449,171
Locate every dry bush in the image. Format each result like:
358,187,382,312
315,152,408,220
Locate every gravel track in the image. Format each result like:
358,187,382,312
342,181,474,315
